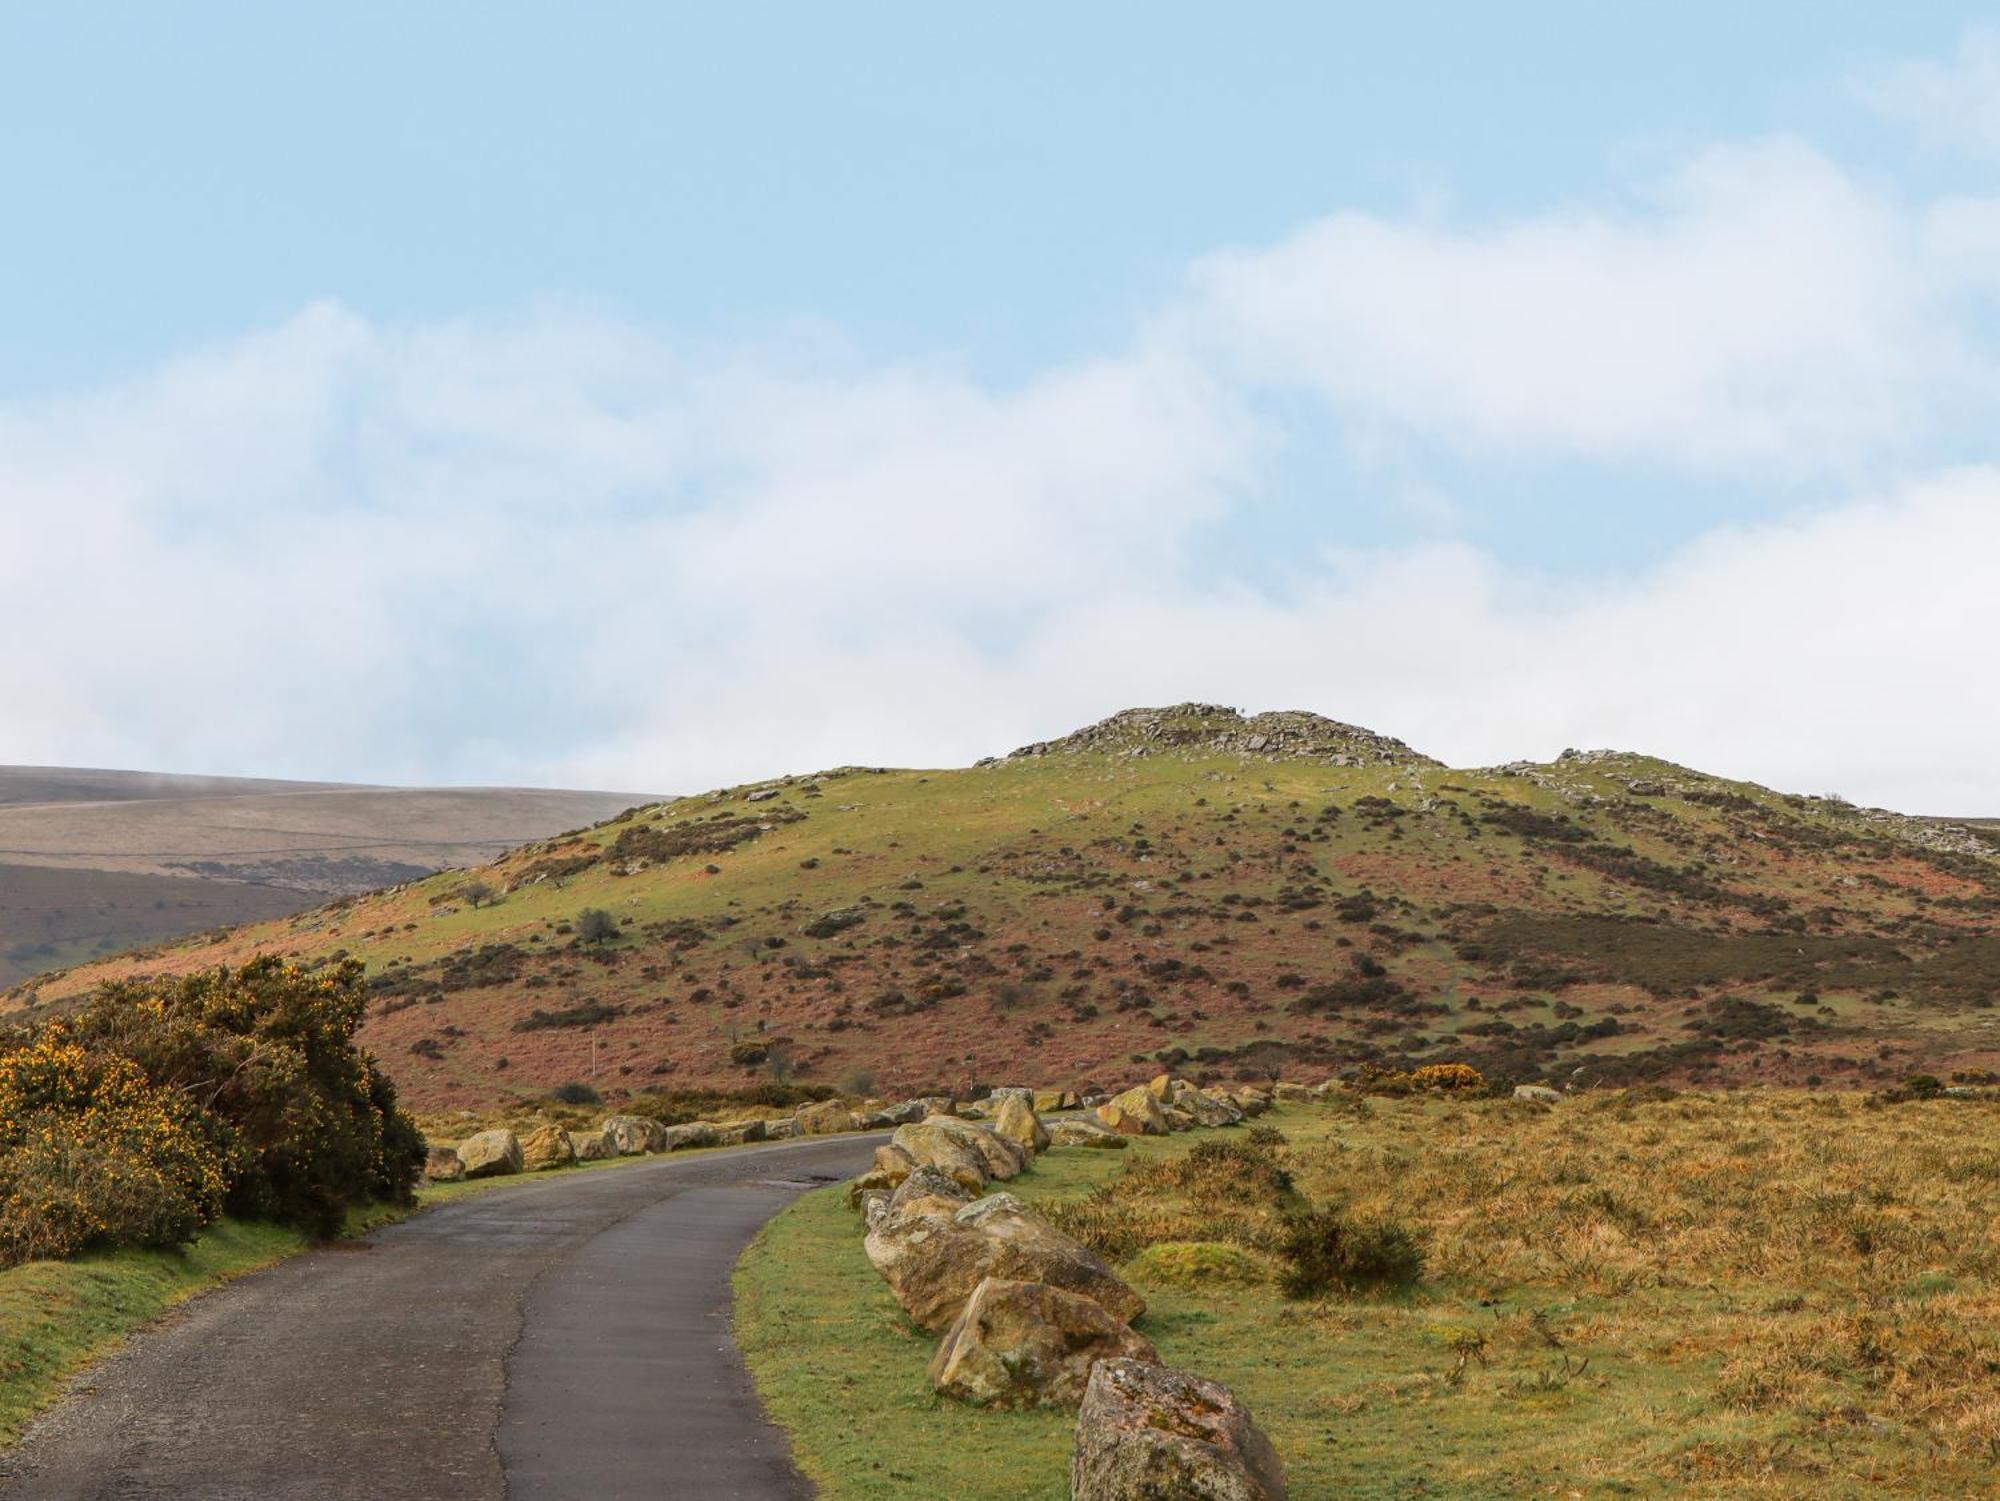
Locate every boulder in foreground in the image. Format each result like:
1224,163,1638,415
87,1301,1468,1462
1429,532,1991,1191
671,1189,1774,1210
929,1275,1157,1408
1049,1117,1128,1150
1072,1358,1287,1501
993,1095,1051,1155
423,1145,465,1182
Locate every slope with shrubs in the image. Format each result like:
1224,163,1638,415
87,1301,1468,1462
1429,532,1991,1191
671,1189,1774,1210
8,706,1998,1113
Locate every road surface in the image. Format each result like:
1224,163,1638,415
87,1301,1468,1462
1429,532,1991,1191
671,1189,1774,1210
0,1132,882,1500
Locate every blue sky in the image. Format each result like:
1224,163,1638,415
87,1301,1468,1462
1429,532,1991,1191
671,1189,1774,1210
2,7,1998,807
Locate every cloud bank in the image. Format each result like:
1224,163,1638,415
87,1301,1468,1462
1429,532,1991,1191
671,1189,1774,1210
3,127,1997,813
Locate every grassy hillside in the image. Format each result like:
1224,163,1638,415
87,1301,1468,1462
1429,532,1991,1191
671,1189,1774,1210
8,706,1997,1112
0,768,653,986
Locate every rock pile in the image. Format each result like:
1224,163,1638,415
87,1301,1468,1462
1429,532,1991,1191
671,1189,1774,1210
840,1074,1289,1496
1001,703,1436,769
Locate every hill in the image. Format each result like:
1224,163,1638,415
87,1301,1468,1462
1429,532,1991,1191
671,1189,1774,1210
0,768,653,986
9,706,1998,1111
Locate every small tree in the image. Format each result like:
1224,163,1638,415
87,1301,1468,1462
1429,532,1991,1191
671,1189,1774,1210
461,880,497,909
576,908,618,945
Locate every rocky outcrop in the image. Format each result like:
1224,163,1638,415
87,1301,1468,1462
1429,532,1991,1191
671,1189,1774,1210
929,1276,1158,1408
423,1145,465,1182
864,1191,1144,1333
993,1095,1050,1155
1071,1358,1287,1501
457,1129,523,1179
519,1123,575,1170
1004,703,1436,769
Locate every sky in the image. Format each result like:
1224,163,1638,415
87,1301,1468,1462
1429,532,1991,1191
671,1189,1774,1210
2,4,1998,810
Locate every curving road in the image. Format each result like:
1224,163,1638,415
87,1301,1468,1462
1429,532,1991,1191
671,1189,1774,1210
0,1133,883,1500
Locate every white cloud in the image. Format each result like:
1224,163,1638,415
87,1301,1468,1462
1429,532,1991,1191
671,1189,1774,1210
1183,140,1987,476
2,129,1998,813
1863,26,2000,157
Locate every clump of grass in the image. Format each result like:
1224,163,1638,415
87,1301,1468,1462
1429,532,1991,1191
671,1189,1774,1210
1124,1240,1279,1290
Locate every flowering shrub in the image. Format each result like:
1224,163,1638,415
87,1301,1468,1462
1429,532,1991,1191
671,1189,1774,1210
1411,1063,1486,1092
78,958,425,1236
0,957,425,1264
0,1029,226,1263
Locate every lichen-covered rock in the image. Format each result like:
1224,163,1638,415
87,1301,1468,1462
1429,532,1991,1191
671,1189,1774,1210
993,1095,1051,1155
892,1115,1029,1186
1146,1072,1177,1102
888,1121,992,1192
1231,1090,1272,1118
569,1128,616,1161
712,1118,767,1147
1096,1086,1168,1137
1071,1359,1287,1500
423,1145,465,1182
457,1129,523,1179
929,1276,1158,1408
864,1191,1144,1332
1170,1084,1244,1128
1514,1085,1563,1105
1049,1117,1129,1150
1034,1089,1079,1112
520,1123,576,1171
600,1115,664,1154
1271,1082,1313,1104
655,1121,718,1151
859,1188,894,1229
887,1166,975,1218
795,1099,863,1135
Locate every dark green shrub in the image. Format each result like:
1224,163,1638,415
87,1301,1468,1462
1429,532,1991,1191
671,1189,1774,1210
1277,1208,1424,1299
576,908,619,944
551,1080,602,1106
77,957,425,1238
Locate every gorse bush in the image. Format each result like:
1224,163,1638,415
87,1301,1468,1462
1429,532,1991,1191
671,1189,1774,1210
1275,1207,1425,1299
0,958,424,1263
0,1031,226,1263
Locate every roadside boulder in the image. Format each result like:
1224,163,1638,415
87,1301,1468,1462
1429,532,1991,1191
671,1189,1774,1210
1096,1086,1169,1137
888,1121,991,1192
423,1145,465,1182
714,1118,767,1147
569,1128,616,1162
457,1129,524,1179
1072,1358,1287,1501
520,1123,575,1171
1232,1090,1272,1118
864,1191,1144,1332
1034,1089,1079,1112
795,1100,863,1135
907,1115,1030,1181
993,1095,1051,1155
859,1189,894,1229
656,1121,718,1151
929,1276,1158,1408
600,1115,663,1155
1049,1117,1128,1150
887,1165,975,1217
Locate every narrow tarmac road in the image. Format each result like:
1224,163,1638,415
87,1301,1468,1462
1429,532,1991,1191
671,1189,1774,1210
0,1132,883,1501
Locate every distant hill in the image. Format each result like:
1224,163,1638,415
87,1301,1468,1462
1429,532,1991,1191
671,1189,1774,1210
11,706,1998,1112
0,767,654,986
